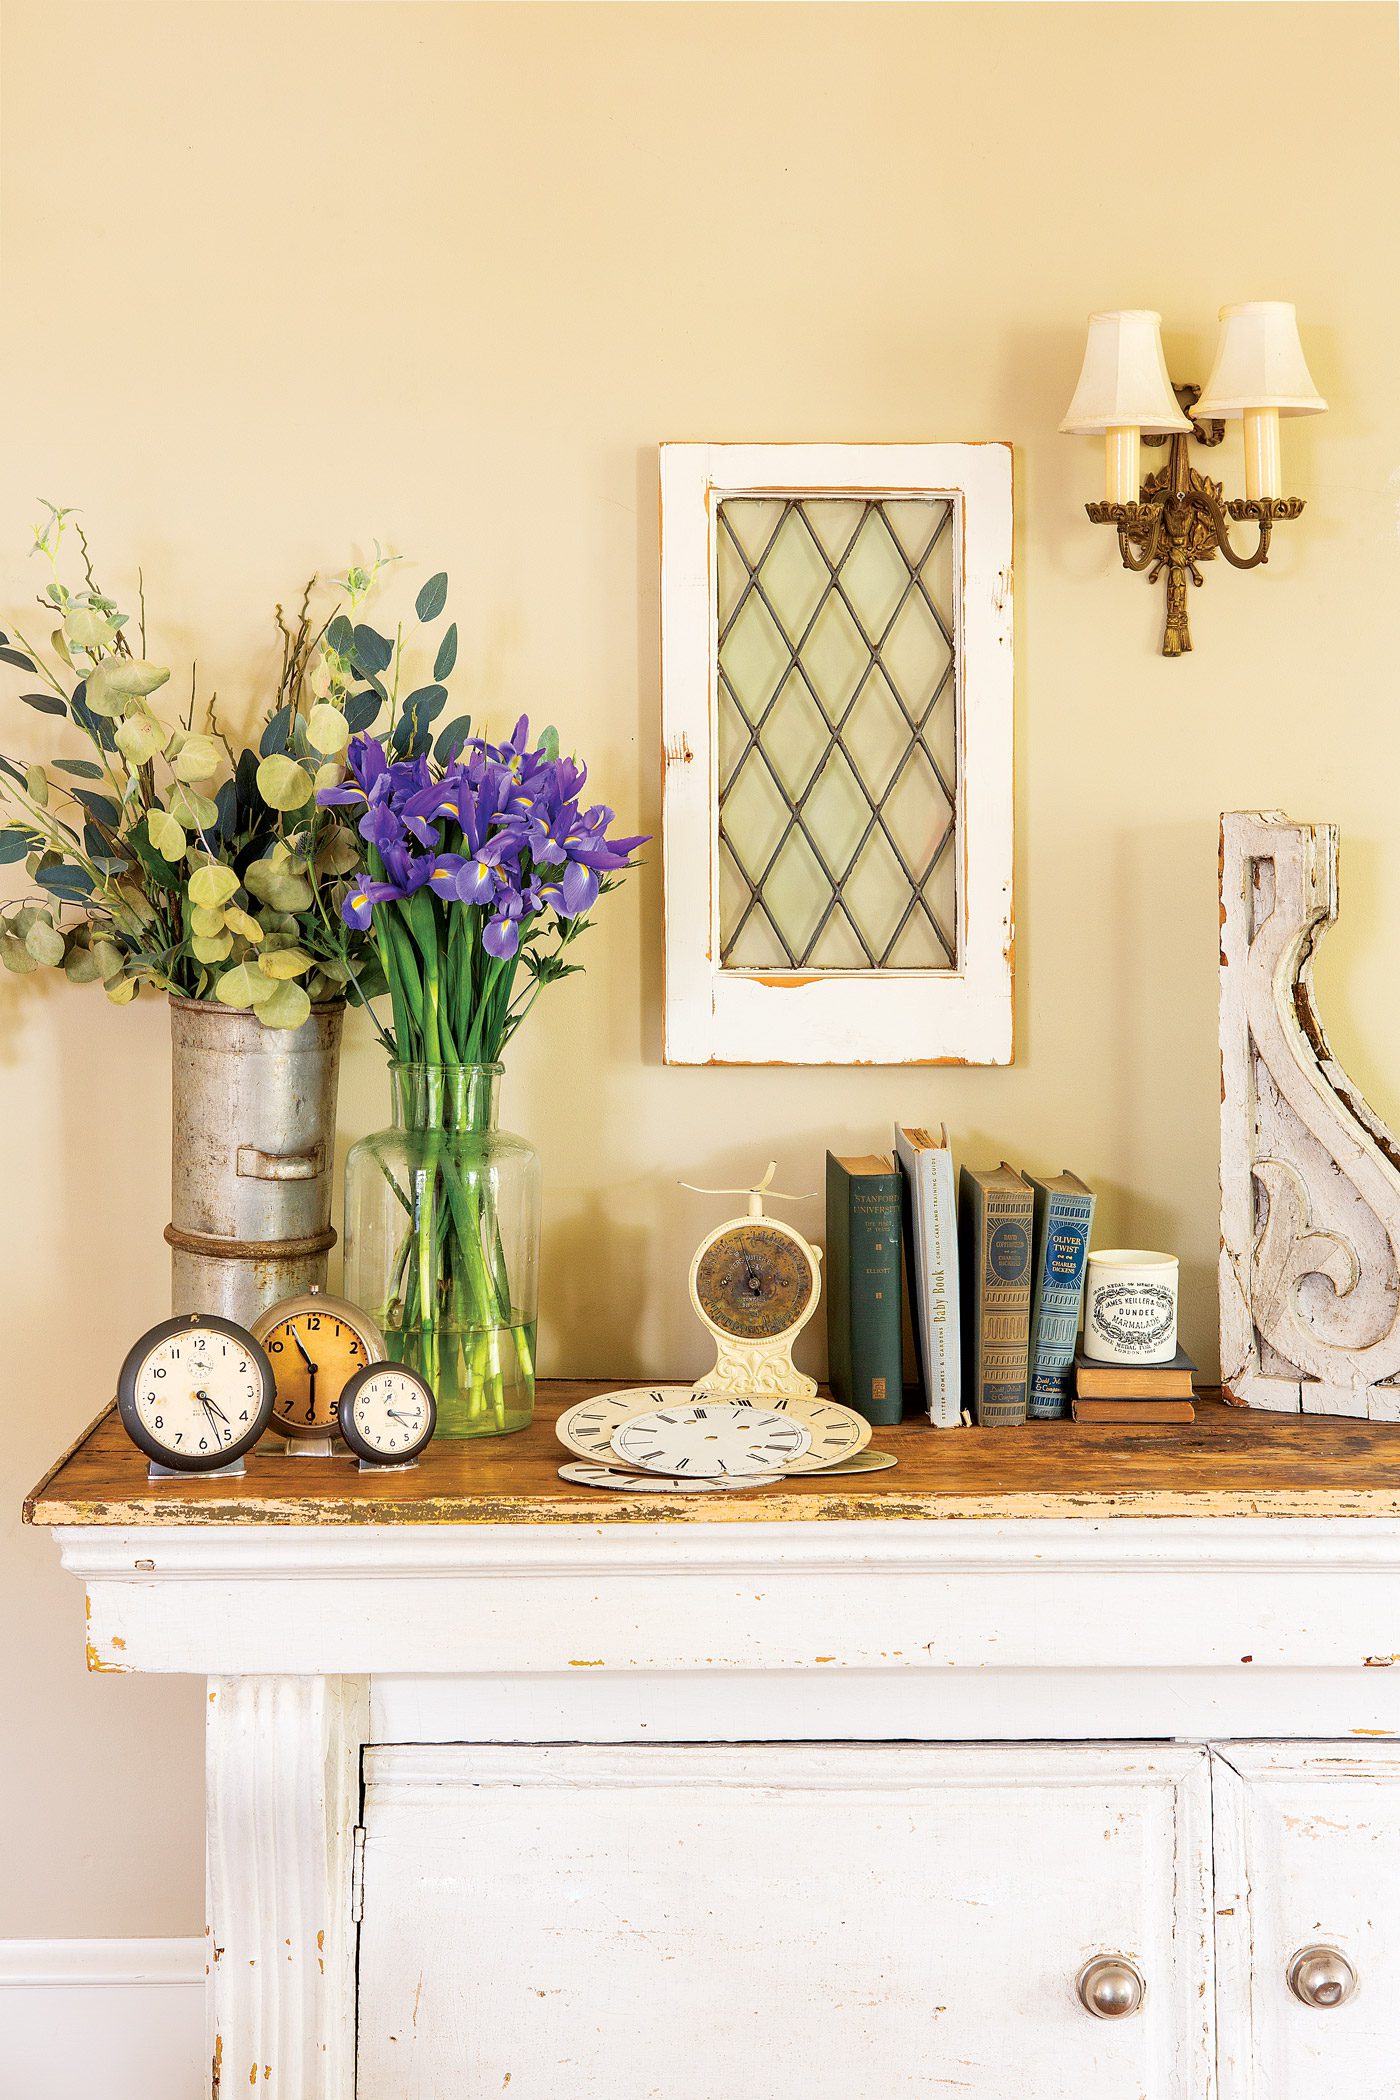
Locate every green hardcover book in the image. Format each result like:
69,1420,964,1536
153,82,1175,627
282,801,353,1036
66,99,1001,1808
957,1162,1034,1427
825,1152,904,1427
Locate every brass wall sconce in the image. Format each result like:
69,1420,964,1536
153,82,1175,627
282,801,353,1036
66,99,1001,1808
1061,305,1326,656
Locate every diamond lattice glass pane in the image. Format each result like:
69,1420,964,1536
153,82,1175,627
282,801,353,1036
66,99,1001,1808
716,493,960,972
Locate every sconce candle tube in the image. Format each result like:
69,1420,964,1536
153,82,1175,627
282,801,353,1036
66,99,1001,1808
1105,427,1140,505
1243,407,1282,501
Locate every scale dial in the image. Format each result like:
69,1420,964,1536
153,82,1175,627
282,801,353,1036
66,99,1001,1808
337,1362,437,1465
251,1291,385,1440
116,1313,275,1472
694,1223,816,1342
612,1399,810,1479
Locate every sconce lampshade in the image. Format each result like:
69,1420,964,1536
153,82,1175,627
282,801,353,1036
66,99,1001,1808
1059,310,1193,435
1194,302,1327,418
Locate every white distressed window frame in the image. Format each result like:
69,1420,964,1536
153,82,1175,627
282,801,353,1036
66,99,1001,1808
660,441,1014,1066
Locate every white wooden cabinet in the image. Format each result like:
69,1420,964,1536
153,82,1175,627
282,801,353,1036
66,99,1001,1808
356,1743,1214,2100
28,1399,1400,2098
1213,1743,1400,2098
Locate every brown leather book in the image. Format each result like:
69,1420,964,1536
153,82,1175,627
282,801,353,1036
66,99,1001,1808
1074,1347,1196,1400
1072,1398,1196,1425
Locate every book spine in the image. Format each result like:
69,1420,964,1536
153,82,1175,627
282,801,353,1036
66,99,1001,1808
825,1157,854,1413
923,1154,960,1427
843,1175,904,1426
974,1184,1033,1427
1028,1191,1096,1419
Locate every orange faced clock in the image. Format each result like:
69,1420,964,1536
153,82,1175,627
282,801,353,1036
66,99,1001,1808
250,1288,385,1442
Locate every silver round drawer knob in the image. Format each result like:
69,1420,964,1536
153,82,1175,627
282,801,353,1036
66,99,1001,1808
1287,1945,1356,2009
1076,1956,1145,2019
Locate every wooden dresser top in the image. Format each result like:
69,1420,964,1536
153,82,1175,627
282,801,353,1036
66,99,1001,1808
24,1382,1400,1526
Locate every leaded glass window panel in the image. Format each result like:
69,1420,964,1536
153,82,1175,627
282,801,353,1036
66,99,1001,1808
715,495,958,973
661,443,1013,1067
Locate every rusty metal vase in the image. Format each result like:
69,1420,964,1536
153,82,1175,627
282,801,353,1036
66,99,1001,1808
165,996,345,1327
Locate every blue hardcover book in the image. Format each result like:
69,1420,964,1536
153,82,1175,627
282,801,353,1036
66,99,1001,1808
1027,1171,1096,1419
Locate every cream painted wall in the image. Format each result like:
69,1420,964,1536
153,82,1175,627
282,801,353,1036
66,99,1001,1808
2,0,1397,1936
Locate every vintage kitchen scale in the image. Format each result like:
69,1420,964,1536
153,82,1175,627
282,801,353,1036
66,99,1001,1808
556,1164,895,1491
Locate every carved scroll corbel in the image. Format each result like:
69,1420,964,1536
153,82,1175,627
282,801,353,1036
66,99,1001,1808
1219,812,1400,1418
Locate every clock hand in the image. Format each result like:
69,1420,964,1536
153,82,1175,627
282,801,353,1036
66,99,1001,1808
195,1388,230,1424
290,1328,315,1373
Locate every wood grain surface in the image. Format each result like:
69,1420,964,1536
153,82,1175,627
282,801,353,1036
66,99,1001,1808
23,1382,1400,1526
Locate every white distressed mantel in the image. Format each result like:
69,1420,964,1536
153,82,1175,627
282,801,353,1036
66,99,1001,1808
47,1511,1400,2098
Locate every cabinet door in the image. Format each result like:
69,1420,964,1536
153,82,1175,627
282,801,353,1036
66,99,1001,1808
1213,1743,1400,2099
356,1742,1214,2100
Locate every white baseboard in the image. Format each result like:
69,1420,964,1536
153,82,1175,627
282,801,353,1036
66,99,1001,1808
0,1939,204,2100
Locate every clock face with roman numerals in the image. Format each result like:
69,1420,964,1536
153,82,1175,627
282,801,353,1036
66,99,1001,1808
556,1388,695,1464
745,1394,872,1473
611,1399,811,1479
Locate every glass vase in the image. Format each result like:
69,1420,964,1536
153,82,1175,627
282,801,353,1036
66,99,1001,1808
345,1063,539,1437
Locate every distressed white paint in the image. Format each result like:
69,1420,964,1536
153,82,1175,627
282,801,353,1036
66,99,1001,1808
58,1518,1400,1692
356,1742,1214,2100
0,1940,203,2100
1219,810,1400,1416
43,1515,1400,2092
660,442,1014,1065
205,1675,367,2100
1212,1743,1400,2099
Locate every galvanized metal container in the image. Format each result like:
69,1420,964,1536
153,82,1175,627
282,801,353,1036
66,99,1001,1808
166,996,345,1327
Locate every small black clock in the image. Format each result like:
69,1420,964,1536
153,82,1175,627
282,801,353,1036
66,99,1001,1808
116,1312,276,1472
337,1360,437,1467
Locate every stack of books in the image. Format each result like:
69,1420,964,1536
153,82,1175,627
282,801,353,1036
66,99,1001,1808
1071,1349,1197,1426
825,1141,1097,1430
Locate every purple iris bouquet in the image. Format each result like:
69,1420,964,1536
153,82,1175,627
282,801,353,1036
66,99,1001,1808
322,714,644,1431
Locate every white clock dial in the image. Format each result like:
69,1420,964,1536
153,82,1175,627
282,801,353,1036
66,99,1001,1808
611,1399,810,1479
556,1388,694,1464
116,1313,275,1472
729,1393,872,1474
557,1462,747,1495
338,1364,436,1464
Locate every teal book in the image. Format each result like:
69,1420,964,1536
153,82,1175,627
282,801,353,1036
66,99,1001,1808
957,1162,1033,1427
826,1152,904,1427
1026,1171,1096,1419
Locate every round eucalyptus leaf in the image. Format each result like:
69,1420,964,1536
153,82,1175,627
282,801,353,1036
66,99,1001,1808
86,656,171,717
168,783,220,831
0,934,38,974
191,904,227,938
25,763,48,807
114,711,170,766
243,859,313,913
214,963,260,1009
256,754,315,811
148,810,186,860
255,977,312,1030
188,863,240,909
171,733,221,782
314,827,359,876
306,704,350,757
25,920,65,967
91,939,125,979
192,931,234,963
258,946,313,981
64,606,117,651
222,905,264,944
105,975,139,1005
64,944,106,984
